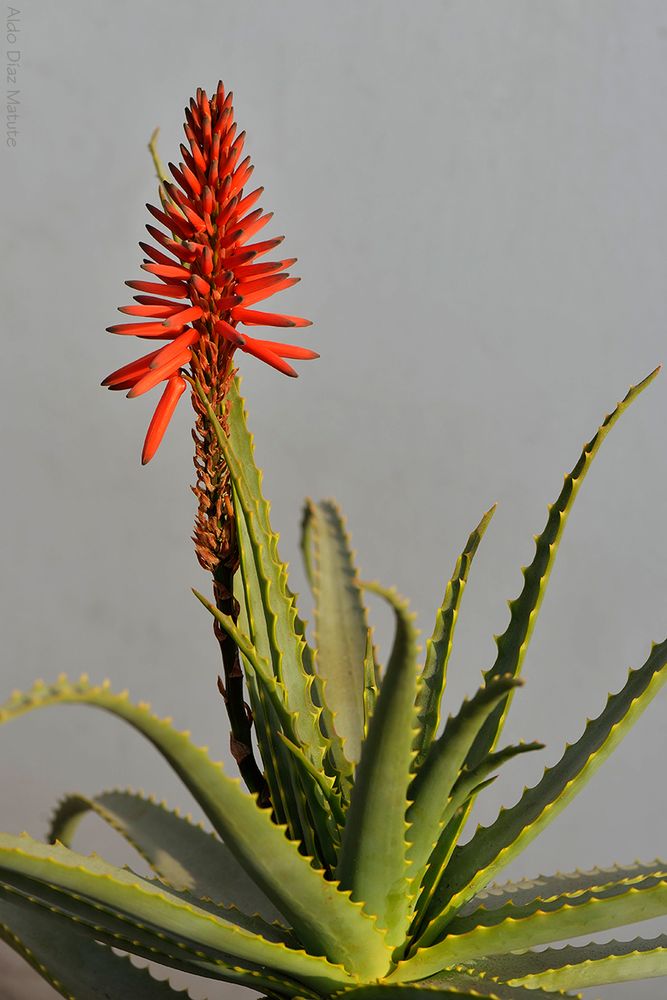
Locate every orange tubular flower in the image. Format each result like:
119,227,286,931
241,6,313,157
103,81,318,465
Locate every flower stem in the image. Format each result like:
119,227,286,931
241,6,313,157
213,563,270,805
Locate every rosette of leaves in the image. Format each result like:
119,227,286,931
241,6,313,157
1,370,666,1000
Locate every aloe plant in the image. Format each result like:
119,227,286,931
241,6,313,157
1,82,666,1000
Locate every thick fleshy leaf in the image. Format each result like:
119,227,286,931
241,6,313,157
473,933,667,991
200,379,325,771
0,834,356,993
451,742,544,810
394,870,667,977
0,891,196,1000
0,880,306,998
419,635,667,941
407,676,523,888
468,368,659,770
416,369,662,946
363,628,379,735
235,503,308,841
47,788,283,923
460,858,667,915
360,581,416,674
330,970,580,998
424,968,581,998
336,583,421,946
414,506,497,767
0,675,250,842
412,742,544,932
0,681,390,976
301,498,370,765
195,586,342,865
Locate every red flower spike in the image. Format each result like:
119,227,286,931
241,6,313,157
103,81,317,462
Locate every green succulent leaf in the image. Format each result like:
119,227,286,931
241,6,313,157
0,834,358,993
235,503,309,841
407,675,523,887
451,742,545,806
199,380,326,773
331,969,580,998
415,506,497,768
277,732,346,829
468,367,660,769
0,675,248,844
363,629,379,734
361,581,417,670
336,582,422,947
0,680,389,975
419,635,667,941
411,741,545,934
47,788,283,923
0,891,196,1000
195,586,342,864
423,968,582,998
461,858,667,914
472,933,667,991
192,588,294,735
302,498,371,765
395,869,667,978
0,878,307,998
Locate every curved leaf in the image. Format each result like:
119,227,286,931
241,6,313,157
336,583,421,946
0,676,243,841
420,635,667,941
407,676,523,887
415,506,497,767
412,742,544,933
195,589,342,864
460,858,667,915
47,788,283,923
0,833,358,992
0,880,305,997
235,503,310,841
469,367,660,768
332,969,580,998
0,891,196,1000
424,968,581,998
363,629,379,734
0,680,390,976
202,379,325,768
395,870,667,978
302,498,370,765
473,933,667,991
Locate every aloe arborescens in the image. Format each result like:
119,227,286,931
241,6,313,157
1,82,665,1000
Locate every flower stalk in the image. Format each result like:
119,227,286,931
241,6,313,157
103,82,318,793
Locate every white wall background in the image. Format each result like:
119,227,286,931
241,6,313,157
1,2,666,997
